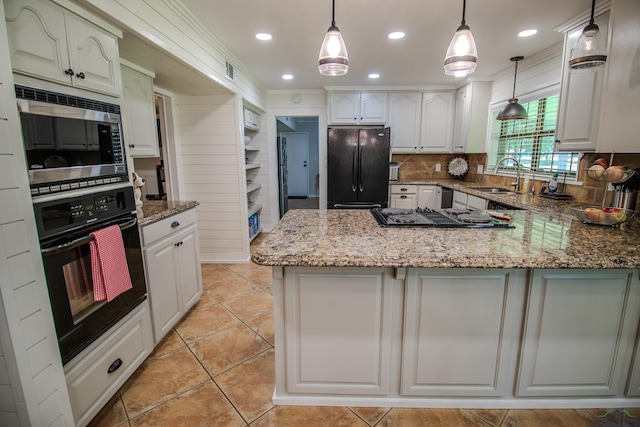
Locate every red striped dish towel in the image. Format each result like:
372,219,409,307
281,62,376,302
90,225,133,302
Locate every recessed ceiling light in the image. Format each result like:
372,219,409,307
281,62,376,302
388,31,405,40
368,73,380,79
282,74,294,80
255,33,272,41
518,29,537,38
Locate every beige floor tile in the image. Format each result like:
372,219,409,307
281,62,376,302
245,309,275,345
252,405,368,426
175,302,240,343
201,265,237,284
227,262,265,275
378,408,492,426
223,289,273,321
463,408,508,426
349,407,391,425
204,274,256,302
190,323,270,376
244,267,274,287
215,348,276,423
87,394,127,427
502,409,606,427
191,290,218,308
120,347,209,419
130,381,245,427
148,330,185,359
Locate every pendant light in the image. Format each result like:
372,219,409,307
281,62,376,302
569,0,607,70
318,0,349,76
497,56,527,121
444,0,478,77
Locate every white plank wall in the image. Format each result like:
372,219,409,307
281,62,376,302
176,94,248,262
0,3,75,425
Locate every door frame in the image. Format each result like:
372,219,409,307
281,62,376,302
280,132,310,198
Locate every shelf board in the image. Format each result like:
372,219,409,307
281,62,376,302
245,163,261,170
247,183,262,193
248,203,263,217
244,146,260,152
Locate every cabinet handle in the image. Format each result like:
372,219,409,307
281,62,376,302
64,68,74,76
107,358,123,374
75,72,85,79
129,144,135,148
174,241,183,247
171,221,180,228
400,188,408,192
401,195,407,199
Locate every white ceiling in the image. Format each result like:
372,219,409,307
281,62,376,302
178,0,591,91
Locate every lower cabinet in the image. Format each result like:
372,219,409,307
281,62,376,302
517,269,640,397
141,208,203,344
389,184,418,209
282,267,397,395
402,269,526,396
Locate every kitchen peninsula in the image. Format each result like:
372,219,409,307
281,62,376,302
252,209,640,408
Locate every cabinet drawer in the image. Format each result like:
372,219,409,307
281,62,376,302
65,301,153,425
390,184,417,194
141,208,197,246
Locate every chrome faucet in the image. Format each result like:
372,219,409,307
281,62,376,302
492,156,522,193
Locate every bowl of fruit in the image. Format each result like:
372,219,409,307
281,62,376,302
570,206,635,226
586,158,635,183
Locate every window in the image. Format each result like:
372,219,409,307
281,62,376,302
487,94,579,178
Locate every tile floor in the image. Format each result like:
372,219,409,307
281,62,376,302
89,234,631,426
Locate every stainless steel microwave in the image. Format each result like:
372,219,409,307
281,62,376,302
15,85,128,196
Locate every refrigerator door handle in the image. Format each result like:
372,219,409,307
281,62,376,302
352,143,357,192
358,143,364,192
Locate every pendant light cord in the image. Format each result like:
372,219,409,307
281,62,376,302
332,0,336,26
512,60,519,98
461,0,466,25
589,0,596,25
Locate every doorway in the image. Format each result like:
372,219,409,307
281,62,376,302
276,117,319,214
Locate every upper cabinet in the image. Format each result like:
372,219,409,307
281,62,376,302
388,92,422,153
555,11,609,153
5,0,122,97
452,81,492,153
328,91,388,125
121,62,158,158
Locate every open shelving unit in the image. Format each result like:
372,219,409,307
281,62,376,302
243,106,263,242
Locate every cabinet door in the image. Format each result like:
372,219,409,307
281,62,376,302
390,194,417,209
417,186,437,209
388,92,421,153
121,65,159,157
467,194,487,210
419,92,455,153
283,267,395,395
4,0,71,86
452,85,470,153
329,92,359,124
517,269,640,397
402,269,526,396
64,13,122,96
359,92,388,124
175,226,202,313
144,238,182,344
555,12,608,152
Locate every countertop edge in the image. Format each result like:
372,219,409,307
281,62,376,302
137,200,199,227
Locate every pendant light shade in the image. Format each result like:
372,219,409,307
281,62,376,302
497,56,527,121
444,0,478,77
569,0,607,70
318,0,349,76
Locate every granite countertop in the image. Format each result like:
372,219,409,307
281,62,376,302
251,209,640,269
137,200,199,227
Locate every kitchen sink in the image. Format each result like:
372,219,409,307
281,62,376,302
473,187,515,194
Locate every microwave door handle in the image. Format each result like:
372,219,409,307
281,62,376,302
41,217,137,256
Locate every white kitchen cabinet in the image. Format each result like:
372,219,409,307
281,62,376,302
142,208,202,344
388,92,422,153
328,91,388,124
517,269,640,397
419,91,455,153
452,82,492,153
282,267,396,395
389,184,418,209
452,190,467,210
402,269,526,396
555,11,609,153
5,0,122,97
121,62,158,158
243,107,261,130
467,194,487,210
417,185,438,209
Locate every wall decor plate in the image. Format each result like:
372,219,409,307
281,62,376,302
447,156,469,178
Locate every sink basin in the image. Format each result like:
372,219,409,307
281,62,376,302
473,187,515,194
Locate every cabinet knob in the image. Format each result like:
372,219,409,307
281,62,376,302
107,358,123,374
64,68,74,76
171,221,180,228
400,188,407,192
129,144,135,148
75,72,85,79
401,195,407,199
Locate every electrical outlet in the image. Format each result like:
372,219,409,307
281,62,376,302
435,163,441,172
477,165,484,174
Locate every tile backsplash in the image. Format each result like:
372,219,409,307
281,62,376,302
392,152,640,206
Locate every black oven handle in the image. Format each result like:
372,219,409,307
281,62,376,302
41,217,137,256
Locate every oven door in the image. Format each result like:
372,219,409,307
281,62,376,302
40,214,147,364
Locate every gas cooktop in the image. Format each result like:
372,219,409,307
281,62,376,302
371,208,514,229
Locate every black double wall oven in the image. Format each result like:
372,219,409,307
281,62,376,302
19,86,147,365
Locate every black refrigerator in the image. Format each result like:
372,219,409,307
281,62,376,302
327,127,391,209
